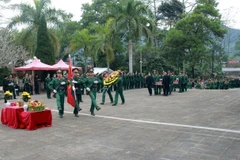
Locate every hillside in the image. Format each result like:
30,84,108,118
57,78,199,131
222,26,240,56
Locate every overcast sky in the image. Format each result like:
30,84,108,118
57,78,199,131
1,0,240,29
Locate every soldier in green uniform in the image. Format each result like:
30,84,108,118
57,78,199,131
112,71,125,106
183,72,188,92
179,73,184,92
48,69,68,118
100,72,113,105
129,73,134,89
8,74,16,99
140,73,145,88
126,73,130,90
153,70,158,95
45,73,52,99
71,68,84,117
122,73,127,90
83,69,101,116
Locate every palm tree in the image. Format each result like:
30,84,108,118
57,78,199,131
93,18,116,72
70,29,95,72
8,0,71,59
113,0,154,73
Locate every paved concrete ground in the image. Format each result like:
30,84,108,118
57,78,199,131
1,88,240,160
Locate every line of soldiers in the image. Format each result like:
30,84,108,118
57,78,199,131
194,78,240,90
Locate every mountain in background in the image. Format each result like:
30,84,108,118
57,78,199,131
222,26,240,57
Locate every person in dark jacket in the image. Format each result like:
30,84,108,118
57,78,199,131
34,74,40,94
145,73,154,96
162,72,170,96
2,75,8,92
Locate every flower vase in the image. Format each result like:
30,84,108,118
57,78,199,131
23,102,28,111
5,100,10,107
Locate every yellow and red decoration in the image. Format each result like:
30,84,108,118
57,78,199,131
103,70,121,86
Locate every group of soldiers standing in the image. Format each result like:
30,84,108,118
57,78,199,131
194,78,240,90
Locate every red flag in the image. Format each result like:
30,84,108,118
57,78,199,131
67,56,75,107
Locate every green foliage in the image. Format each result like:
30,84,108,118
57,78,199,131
35,17,55,64
163,0,226,78
70,29,96,71
157,0,184,28
57,21,81,59
80,0,120,27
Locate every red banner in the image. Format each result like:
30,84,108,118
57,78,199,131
67,56,75,107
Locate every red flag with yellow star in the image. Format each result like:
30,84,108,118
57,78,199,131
67,55,75,107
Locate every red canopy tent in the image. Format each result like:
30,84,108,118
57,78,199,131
14,57,55,71
51,59,82,71
14,57,56,94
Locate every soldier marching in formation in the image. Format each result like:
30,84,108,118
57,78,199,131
48,69,68,118
100,72,113,105
83,69,101,116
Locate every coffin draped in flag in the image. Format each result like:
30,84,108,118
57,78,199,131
67,57,75,107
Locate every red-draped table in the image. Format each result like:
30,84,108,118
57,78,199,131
1,106,52,130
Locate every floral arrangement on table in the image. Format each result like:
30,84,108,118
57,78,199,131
4,91,12,102
22,92,31,102
27,100,45,111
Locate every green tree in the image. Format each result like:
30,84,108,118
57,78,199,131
57,21,81,59
70,29,95,72
92,19,117,71
35,16,55,64
163,0,226,78
157,0,184,28
80,0,120,27
8,0,71,60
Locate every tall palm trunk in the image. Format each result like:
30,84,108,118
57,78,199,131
129,39,133,73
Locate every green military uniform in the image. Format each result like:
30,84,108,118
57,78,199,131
183,74,188,91
140,74,145,88
45,76,52,99
179,75,184,92
48,77,67,118
122,74,127,90
196,82,201,89
129,74,134,89
126,74,130,90
112,75,125,105
154,74,162,95
100,85,113,104
172,75,178,92
84,76,101,116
